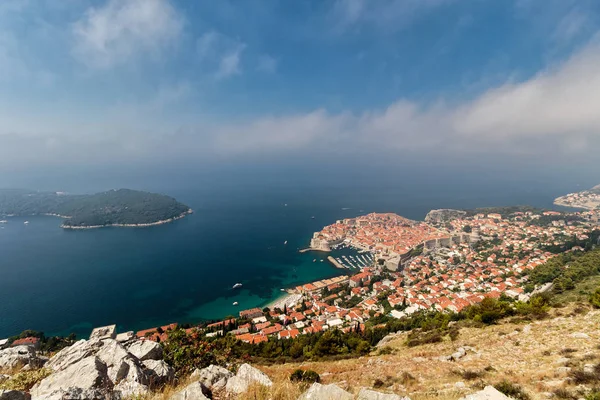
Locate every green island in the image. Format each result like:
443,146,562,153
0,188,192,229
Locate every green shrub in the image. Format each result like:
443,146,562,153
0,368,51,391
289,369,320,384
590,288,600,308
494,381,530,400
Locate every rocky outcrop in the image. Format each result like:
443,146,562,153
143,360,174,386
460,386,512,400
125,340,162,361
190,365,232,392
298,383,353,400
45,340,104,372
0,390,31,400
169,382,210,400
0,346,45,371
357,388,410,400
31,356,113,399
225,363,272,394
33,338,169,399
424,209,466,225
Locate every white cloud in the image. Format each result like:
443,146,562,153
197,31,246,79
332,0,453,33
257,54,278,74
2,36,600,166
72,0,183,69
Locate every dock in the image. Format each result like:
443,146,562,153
327,256,346,269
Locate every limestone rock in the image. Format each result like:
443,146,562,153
169,382,210,400
357,388,410,400
143,359,174,386
46,340,104,372
95,340,134,383
31,356,112,399
0,346,44,371
298,383,353,400
125,341,162,361
190,365,232,392
225,364,272,394
33,388,120,400
460,386,512,400
569,332,590,339
0,390,31,400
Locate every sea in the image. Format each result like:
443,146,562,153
0,167,591,338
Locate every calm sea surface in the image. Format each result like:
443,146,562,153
0,175,580,338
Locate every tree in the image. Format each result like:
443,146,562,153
590,287,600,308
463,225,473,233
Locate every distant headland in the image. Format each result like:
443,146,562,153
554,184,600,210
0,188,192,229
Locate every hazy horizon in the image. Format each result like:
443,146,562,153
0,0,599,179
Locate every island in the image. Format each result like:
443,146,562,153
554,184,600,210
0,188,192,229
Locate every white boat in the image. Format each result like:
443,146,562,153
280,288,285,292
284,240,288,245
313,259,316,262
232,302,238,306
0,220,7,224
24,221,29,225
232,283,242,289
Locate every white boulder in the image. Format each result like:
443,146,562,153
0,346,44,371
169,382,210,400
143,359,174,386
125,340,162,361
225,364,272,394
31,356,112,399
357,388,410,400
298,383,353,400
190,365,232,392
460,386,513,400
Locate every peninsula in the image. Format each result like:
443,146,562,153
0,188,192,229
554,184,600,210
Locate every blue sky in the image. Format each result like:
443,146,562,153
1,0,600,172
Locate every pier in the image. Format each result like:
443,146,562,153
327,256,346,269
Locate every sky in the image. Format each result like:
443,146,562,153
1,0,600,181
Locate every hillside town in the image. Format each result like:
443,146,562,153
115,208,599,346
554,185,600,210
6,209,597,350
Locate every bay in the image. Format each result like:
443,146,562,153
0,174,577,338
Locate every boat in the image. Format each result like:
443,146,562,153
0,220,7,224
24,221,29,225
280,288,286,292
232,302,238,306
313,259,316,262
320,259,324,262
284,240,288,245
232,283,242,289
311,216,315,219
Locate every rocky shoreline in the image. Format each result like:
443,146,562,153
60,209,193,230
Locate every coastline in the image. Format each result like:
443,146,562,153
60,209,193,229
265,292,303,311
553,199,595,210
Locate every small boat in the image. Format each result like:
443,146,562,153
280,288,285,292
284,240,288,245
313,259,316,262
311,216,315,219
232,302,238,306
320,259,324,262
232,283,242,289
0,220,7,224
24,221,29,225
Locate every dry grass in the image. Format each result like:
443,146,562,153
256,303,600,400
0,368,52,391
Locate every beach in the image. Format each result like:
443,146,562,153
266,293,303,311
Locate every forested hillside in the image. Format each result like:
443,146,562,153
0,188,190,227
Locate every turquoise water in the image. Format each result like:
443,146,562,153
0,177,573,338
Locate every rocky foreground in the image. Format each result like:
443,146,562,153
0,334,519,400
